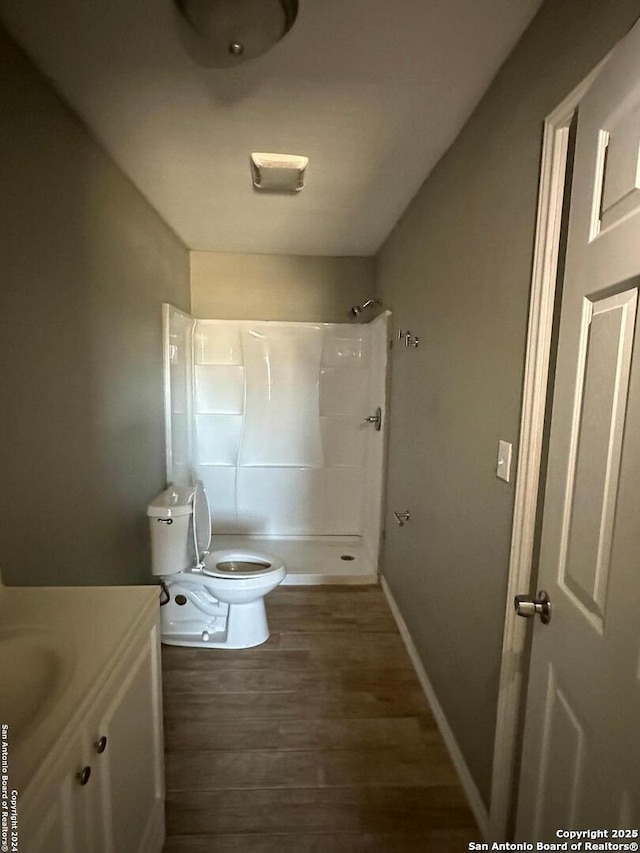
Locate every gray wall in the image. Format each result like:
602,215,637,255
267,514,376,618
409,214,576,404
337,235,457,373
378,0,640,808
191,251,377,323
0,27,190,586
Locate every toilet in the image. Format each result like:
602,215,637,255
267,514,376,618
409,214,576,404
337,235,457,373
147,482,286,649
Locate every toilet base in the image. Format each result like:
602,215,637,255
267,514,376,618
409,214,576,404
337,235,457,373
161,597,270,649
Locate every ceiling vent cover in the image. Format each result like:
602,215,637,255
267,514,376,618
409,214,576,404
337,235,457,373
250,152,309,193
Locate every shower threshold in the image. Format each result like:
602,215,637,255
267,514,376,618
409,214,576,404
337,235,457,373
210,535,378,586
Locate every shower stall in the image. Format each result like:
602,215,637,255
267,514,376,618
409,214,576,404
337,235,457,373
162,304,390,584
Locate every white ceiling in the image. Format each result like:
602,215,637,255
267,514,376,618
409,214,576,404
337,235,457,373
0,0,543,256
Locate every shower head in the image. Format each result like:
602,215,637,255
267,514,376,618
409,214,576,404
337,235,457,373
351,299,383,318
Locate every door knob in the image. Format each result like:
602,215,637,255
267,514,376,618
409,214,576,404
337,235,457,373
514,590,552,624
76,766,92,786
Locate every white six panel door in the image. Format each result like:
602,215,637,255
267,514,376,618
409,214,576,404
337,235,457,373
517,20,640,840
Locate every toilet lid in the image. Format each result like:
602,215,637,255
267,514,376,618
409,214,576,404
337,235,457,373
192,480,212,559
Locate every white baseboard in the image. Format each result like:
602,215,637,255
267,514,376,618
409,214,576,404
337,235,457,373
380,575,490,839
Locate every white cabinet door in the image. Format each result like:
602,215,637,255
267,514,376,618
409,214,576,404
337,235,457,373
90,624,164,853
23,783,76,853
21,737,93,853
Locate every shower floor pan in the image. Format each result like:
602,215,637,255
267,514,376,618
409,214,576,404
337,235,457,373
210,535,378,585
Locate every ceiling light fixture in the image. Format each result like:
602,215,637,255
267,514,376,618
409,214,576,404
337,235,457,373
250,153,309,193
174,0,299,68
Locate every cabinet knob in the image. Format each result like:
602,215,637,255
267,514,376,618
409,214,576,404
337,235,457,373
95,735,108,754
76,765,91,786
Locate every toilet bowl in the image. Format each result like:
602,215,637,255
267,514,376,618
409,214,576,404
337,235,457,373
147,482,286,649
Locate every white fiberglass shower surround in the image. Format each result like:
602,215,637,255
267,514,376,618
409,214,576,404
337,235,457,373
163,304,389,584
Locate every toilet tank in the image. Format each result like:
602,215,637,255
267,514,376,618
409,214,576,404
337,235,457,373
147,486,195,576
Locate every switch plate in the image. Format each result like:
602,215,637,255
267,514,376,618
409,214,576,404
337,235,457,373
496,440,512,483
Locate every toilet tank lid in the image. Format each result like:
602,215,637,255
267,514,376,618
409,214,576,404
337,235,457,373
147,485,195,518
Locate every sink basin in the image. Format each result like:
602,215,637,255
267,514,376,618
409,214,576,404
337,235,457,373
0,627,73,744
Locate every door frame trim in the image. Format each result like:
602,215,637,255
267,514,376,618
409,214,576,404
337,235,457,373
489,57,610,840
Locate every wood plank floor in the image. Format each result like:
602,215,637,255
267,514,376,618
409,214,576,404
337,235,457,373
162,585,479,852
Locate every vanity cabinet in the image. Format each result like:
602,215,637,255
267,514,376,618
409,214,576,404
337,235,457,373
20,617,164,853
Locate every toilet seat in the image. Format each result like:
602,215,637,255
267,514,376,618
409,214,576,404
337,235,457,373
192,485,282,581
202,549,285,580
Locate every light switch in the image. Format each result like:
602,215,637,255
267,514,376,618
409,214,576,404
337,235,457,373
496,440,512,483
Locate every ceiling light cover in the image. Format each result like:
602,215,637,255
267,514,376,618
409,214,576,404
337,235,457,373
175,0,299,68
251,153,309,193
